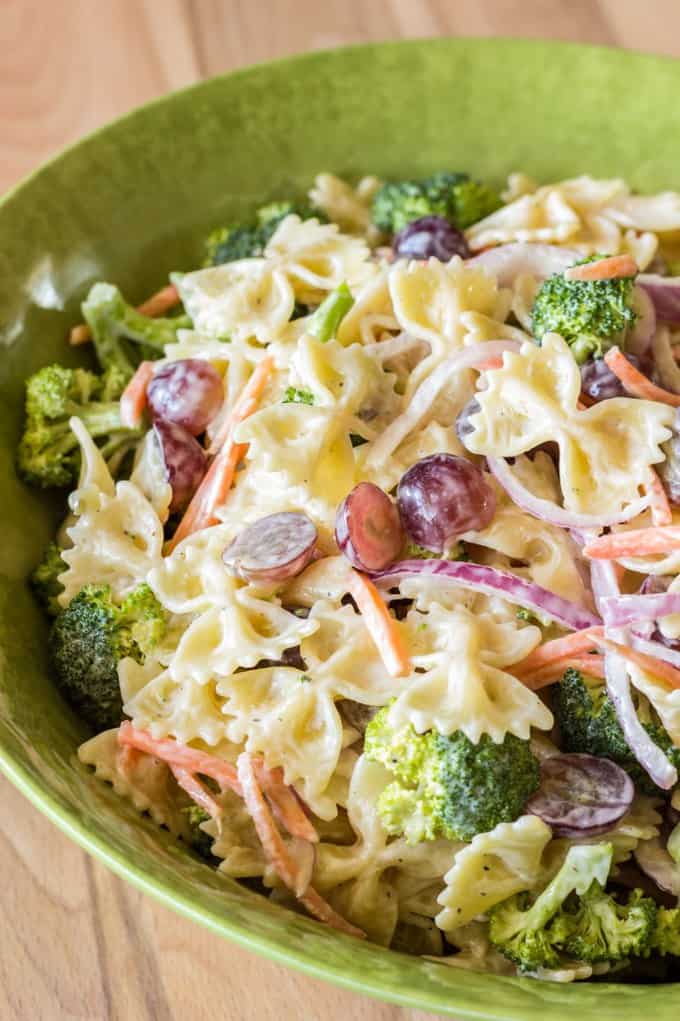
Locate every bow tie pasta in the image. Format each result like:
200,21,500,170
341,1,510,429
463,333,674,515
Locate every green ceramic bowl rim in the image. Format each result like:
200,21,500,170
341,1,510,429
3,36,680,1018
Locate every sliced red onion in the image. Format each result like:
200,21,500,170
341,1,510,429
630,632,680,670
638,274,680,323
600,592,680,628
487,456,651,530
590,559,678,791
364,340,522,468
526,753,634,838
627,286,656,358
335,483,404,571
223,512,318,583
634,836,680,896
369,559,600,631
466,243,581,286
651,325,680,394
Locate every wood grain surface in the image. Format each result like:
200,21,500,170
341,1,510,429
2,2,680,1018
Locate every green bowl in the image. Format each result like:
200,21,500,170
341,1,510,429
2,36,680,1019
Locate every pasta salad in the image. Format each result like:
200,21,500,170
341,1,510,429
23,167,680,982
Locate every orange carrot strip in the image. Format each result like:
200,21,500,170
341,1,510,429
596,637,680,690
237,754,364,938
69,283,180,345
565,255,638,282
118,722,242,795
522,655,606,691
171,766,221,820
167,357,274,552
347,570,411,678
119,360,156,428
647,469,673,527
254,763,318,843
583,525,680,560
604,346,680,407
513,626,604,679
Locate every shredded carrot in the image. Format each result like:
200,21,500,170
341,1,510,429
171,765,221,820
647,468,673,526
604,346,680,407
596,637,680,690
522,655,606,691
118,722,242,794
513,626,604,679
347,570,411,678
119,360,156,428
254,763,318,844
167,357,274,552
69,283,180,345
237,753,364,938
583,525,680,560
565,255,638,282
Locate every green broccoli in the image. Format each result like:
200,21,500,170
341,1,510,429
364,707,540,843
307,283,354,342
82,282,191,386
30,542,67,616
282,387,315,405
49,583,165,730
557,886,657,964
204,199,321,266
489,843,615,971
182,804,214,859
17,364,141,488
652,906,680,956
371,171,501,235
403,541,470,562
531,257,638,363
555,668,680,795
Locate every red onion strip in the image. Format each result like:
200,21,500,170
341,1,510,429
638,274,680,324
364,340,522,468
631,632,680,671
488,457,651,530
600,592,680,628
369,559,600,631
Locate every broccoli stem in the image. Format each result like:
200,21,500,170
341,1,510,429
307,283,354,342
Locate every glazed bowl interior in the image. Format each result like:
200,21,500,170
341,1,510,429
2,37,680,1019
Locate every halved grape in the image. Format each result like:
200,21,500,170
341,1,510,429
335,482,404,571
526,753,634,837
580,354,639,401
223,512,318,583
147,359,224,435
396,454,495,552
153,420,207,514
393,216,470,261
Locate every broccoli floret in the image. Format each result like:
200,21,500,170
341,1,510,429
181,805,214,859
17,364,141,488
371,171,501,234
30,542,67,616
282,387,315,405
403,541,469,562
82,282,190,384
531,257,637,363
364,707,540,843
555,668,680,795
489,843,614,971
49,583,165,730
307,283,355,342
652,906,680,956
204,200,321,266
559,886,657,964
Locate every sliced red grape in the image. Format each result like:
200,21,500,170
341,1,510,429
223,512,318,583
393,216,470,261
147,359,224,435
396,454,495,552
526,753,634,838
335,482,404,571
153,419,207,514
580,355,639,401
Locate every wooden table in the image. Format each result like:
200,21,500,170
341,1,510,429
3,2,680,1018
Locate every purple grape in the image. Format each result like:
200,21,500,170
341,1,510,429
153,420,207,514
147,359,224,436
393,216,470,262
223,512,318,583
396,454,496,551
455,398,481,447
580,354,639,402
526,753,634,837
335,482,404,571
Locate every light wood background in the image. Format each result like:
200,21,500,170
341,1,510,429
3,2,680,1018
